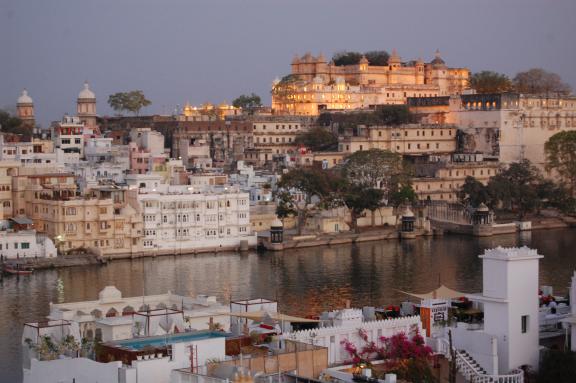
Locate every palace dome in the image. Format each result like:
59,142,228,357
17,89,33,104
430,49,446,66
78,81,96,99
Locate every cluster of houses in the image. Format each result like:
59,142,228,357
20,246,576,383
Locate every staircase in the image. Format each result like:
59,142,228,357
438,339,524,383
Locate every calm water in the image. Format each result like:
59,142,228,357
1,229,575,382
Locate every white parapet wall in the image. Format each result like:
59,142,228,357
23,358,123,383
282,315,423,365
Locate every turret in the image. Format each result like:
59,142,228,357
17,89,35,127
77,81,97,128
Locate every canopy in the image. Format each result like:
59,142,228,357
228,311,319,323
397,285,469,300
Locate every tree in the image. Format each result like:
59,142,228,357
468,71,513,94
275,167,343,235
0,109,31,138
364,51,390,66
389,182,418,207
343,149,404,201
294,127,338,152
342,185,385,233
232,93,262,112
459,176,491,207
108,90,151,116
513,68,571,95
487,160,542,219
545,131,576,195
332,51,363,66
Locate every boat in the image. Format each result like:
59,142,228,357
3,264,34,275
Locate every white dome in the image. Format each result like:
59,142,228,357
17,89,33,104
402,207,415,218
78,81,95,99
271,218,283,228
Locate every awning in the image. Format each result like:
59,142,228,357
228,311,319,323
11,216,33,225
397,285,471,300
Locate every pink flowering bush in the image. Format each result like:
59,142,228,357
340,330,437,382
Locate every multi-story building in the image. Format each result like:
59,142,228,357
51,115,89,156
411,154,500,201
23,175,142,257
408,93,576,172
338,123,457,156
171,119,253,166
131,179,256,254
244,116,313,166
272,50,469,115
0,160,20,220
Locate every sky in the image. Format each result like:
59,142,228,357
2,0,576,127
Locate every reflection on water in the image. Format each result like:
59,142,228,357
1,229,575,382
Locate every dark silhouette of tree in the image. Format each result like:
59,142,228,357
108,91,151,116
294,127,338,152
332,51,363,66
365,51,390,66
232,93,262,112
513,68,571,95
469,71,513,94
545,131,576,195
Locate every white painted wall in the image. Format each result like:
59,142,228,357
0,230,56,259
23,358,122,383
283,316,423,365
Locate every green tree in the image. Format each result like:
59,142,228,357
513,68,571,95
545,131,576,195
459,176,491,207
332,51,363,66
0,110,31,138
487,160,542,219
389,182,418,207
364,50,389,66
294,127,338,152
537,350,576,383
342,184,385,232
108,90,151,116
232,93,262,112
468,71,513,94
275,167,343,235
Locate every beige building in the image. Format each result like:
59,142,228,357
272,50,469,115
409,93,576,173
23,174,143,256
244,116,313,166
412,155,501,201
338,124,457,156
0,161,20,220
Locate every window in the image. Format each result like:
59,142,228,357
521,315,528,333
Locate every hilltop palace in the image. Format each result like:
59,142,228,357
271,50,469,115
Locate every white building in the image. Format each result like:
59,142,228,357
84,137,114,163
442,246,542,379
48,286,230,342
51,115,90,156
283,308,423,365
0,228,57,259
131,179,256,254
130,127,166,157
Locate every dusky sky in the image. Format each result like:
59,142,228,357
2,0,575,126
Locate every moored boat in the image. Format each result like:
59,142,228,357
3,264,34,275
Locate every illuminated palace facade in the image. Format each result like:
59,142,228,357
271,50,469,115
